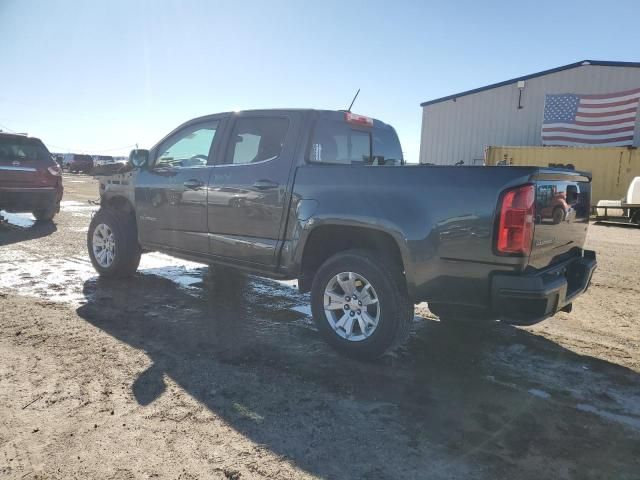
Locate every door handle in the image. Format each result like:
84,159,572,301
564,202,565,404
253,179,279,190
183,179,204,190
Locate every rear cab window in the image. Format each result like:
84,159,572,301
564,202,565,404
309,114,403,166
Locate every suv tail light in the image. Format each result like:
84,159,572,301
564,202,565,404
496,184,535,256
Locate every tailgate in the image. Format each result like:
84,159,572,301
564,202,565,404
528,169,592,269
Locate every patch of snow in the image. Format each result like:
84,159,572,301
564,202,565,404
0,250,209,305
290,305,312,317
0,248,315,329
0,253,96,305
576,403,640,431
59,201,99,217
1,211,36,228
138,252,208,289
528,388,551,400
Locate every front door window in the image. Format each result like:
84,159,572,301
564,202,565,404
155,122,219,169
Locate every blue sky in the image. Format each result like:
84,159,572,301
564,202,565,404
1,0,639,162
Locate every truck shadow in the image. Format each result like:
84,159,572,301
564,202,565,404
0,217,57,247
76,268,640,479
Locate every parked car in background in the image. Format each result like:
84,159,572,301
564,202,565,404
536,184,574,224
63,153,93,173
0,132,63,221
92,155,129,176
595,176,640,226
88,109,597,359
93,155,114,166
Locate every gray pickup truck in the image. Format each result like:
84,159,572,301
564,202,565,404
88,109,597,359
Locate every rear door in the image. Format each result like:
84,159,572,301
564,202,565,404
135,118,225,254
207,111,301,266
529,170,592,269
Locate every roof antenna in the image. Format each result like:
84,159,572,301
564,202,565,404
347,88,360,112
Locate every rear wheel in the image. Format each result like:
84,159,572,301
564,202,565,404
87,208,141,278
310,249,413,360
32,204,58,222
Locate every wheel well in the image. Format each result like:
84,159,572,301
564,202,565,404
299,225,405,292
103,195,135,215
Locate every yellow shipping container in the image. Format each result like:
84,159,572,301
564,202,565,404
485,146,640,204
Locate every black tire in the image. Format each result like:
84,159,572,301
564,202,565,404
310,249,413,360
551,206,565,224
87,207,141,278
32,204,58,222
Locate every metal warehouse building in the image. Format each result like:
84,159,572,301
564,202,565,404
419,60,640,165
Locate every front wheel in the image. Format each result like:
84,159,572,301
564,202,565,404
87,208,141,278
310,249,413,360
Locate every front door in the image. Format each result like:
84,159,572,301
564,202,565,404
207,112,300,266
136,119,223,254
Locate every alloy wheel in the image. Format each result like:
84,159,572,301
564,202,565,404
323,271,380,341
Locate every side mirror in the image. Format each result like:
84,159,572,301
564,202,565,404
129,149,149,169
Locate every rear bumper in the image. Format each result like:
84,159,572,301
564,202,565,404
0,186,63,213
491,250,597,325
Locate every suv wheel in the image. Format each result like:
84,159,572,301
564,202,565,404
87,208,141,278
33,204,58,222
310,249,413,360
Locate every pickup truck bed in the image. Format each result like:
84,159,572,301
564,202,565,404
89,109,596,359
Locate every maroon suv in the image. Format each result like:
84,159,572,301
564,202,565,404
67,154,94,174
0,133,63,222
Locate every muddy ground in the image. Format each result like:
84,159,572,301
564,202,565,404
1,173,639,479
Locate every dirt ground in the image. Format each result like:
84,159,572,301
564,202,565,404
1,174,639,479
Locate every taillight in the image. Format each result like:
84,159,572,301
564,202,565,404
496,184,535,256
47,165,61,176
344,112,373,127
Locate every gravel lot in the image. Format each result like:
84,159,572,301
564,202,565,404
1,173,639,479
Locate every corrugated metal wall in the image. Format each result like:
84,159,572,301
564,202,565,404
419,65,640,165
485,146,640,204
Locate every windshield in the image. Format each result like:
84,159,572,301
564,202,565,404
0,137,50,162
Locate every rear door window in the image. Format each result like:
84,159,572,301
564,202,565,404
226,117,289,165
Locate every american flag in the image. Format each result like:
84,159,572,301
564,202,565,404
542,88,640,146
